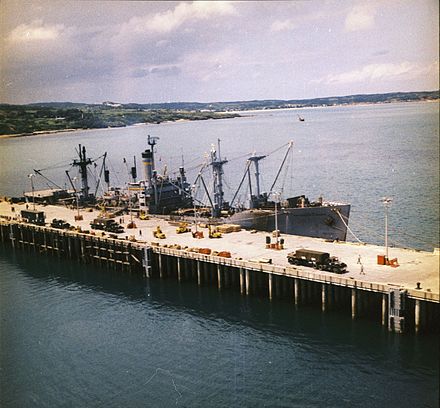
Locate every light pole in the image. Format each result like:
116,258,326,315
381,197,393,260
192,184,198,233
127,182,136,228
28,173,35,210
272,191,281,246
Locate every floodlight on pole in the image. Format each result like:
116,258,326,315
28,174,35,210
381,197,393,260
272,191,281,245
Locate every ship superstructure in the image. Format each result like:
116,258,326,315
187,140,351,241
140,135,192,214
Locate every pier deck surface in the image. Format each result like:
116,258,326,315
1,201,438,296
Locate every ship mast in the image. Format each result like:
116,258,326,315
72,144,92,201
248,154,266,205
210,139,228,217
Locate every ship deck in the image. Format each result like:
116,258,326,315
1,200,438,297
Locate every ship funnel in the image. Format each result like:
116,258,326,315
142,148,154,188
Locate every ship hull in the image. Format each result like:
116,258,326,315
226,204,351,241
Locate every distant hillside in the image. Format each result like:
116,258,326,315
122,90,439,111
0,104,239,136
105,90,440,111
0,90,437,136
18,90,439,112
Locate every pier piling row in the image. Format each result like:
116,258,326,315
1,221,438,334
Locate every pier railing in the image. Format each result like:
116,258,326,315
1,220,438,334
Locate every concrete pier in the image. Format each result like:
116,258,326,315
1,199,439,334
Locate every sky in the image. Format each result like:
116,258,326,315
0,0,438,104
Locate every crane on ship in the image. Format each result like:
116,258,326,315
32,144,108,205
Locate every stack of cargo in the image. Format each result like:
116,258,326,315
216,224,241,234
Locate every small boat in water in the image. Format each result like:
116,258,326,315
297,114,305,122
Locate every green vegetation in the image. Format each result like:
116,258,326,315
1,90,437,136
0,105,240,136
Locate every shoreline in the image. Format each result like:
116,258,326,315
0,125,139,140
0,99,437,140
0,112,238,140
233,98,439,115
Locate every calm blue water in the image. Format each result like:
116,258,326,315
0,102,438,250
0,103,439,407
1,247,439,407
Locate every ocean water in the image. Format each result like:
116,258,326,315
0,102,438,250
0,102,439,407
1,247,439,407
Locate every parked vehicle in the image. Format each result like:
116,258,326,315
287,248,347,273
21,210,46,226
153,226,166,239
90,218,124,233
51,218,71,229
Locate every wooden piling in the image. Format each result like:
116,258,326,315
217,264,222,290
268,274,273,301
294,278,299,306
197,260,201,286
351,289,357,319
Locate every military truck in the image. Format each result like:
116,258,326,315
90,218,124,234
287,248,347,274
51,219,71,229
21,210,46,226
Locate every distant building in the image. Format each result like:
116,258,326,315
102,101,122,107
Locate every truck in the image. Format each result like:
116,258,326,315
51,218,71,229
287,248,347,274
21,210,46,226
90,218,124,234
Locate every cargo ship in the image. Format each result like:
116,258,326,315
141,138,350,241
27,137,350,241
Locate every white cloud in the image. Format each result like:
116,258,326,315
7,19,65,42
314,62,438,85
344,4,377,32
271,19,296,32
120,1,235,36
